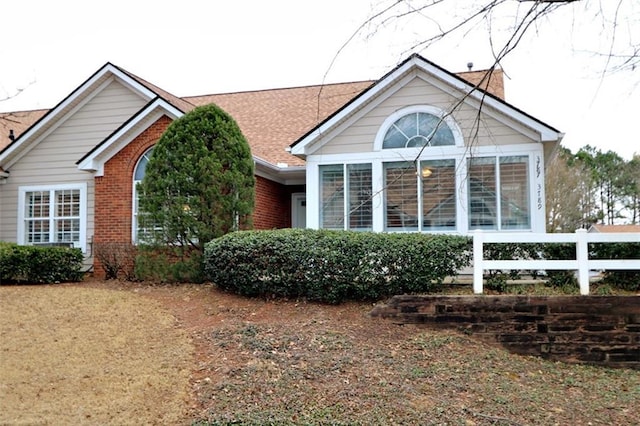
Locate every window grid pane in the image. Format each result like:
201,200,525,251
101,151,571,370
385,162,418,230
55,218,80,242
319,165,345,229
27,219,50,243
347,164,372,230
421,159,456,230
26,191,49,218
55,190,80,218
500,156,530,229
24,188,81,245
468,157,497,230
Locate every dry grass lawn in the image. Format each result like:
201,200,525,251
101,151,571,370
1,280,639,425
0,284,193,425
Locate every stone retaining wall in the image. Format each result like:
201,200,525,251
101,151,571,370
371,295,640,369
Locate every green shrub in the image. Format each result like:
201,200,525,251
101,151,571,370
204,229,472,304
134,245,205,283
0,242,84,284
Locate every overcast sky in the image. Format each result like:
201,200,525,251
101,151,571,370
1,0,638,160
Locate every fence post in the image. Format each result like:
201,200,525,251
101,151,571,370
473,229,484,294
576,229,589,295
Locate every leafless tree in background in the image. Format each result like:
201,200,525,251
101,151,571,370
349,0,638,76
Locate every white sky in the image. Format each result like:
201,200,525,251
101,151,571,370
0,0,638,160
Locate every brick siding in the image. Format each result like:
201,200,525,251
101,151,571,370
93,115,300,277
93,116,171,276
254,176,303,229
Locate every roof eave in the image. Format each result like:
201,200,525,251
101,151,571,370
290,54,562,156
0,63,158,169
77,98,183,175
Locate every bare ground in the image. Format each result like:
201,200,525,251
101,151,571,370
1,280,639,425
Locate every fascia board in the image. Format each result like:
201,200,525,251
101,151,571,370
254,156,306,185
291,54,561,158
1,76,118,169
0,63,158,168
418,63,562,142
302,73,415,157
77,99,182,175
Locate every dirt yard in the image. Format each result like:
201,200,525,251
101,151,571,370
1,280,639,425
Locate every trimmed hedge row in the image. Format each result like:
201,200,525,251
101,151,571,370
0,242,84,284
204,229,472,303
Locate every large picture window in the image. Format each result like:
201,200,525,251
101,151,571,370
19,184,86,250
319,163,372,230
468,156,530,230
384,160,457,231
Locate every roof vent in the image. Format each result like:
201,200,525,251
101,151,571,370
8,129,15,142
467,62,473,71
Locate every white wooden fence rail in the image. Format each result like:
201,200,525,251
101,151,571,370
472,229,640,295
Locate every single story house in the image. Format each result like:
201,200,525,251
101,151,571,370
0,54,562,275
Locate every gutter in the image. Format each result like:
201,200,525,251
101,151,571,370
253,156,306,185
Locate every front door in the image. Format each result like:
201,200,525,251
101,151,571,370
291,193,306,228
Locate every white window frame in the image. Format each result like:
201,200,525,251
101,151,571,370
318,162,374,231
132,147,154,244
467,155,532,231
17,183,88,252
306,144,545,234
374,105,464,151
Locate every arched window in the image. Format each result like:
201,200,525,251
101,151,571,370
132,147,154,242
382,111,456,149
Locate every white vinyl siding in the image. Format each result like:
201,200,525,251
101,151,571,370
0,79,147,251
318,75,537,155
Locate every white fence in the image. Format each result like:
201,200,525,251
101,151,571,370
472,229,640,295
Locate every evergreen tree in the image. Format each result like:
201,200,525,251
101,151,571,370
138,104,255,253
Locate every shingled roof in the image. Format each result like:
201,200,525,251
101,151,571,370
0,64,504,167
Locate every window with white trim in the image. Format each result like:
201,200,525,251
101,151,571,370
382,111,456,149
19,184,86,250
319,163,372,230
384,159,457,231
133,147,156,243
468,155,530,230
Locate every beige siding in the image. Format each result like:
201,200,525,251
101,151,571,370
319,75,536,155
0,80,147,263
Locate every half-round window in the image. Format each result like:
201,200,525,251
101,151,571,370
134,147,154,181
382,112,455,149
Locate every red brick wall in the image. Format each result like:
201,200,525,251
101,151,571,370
253,176,303,229
93,116,171,276
93,115,302,276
